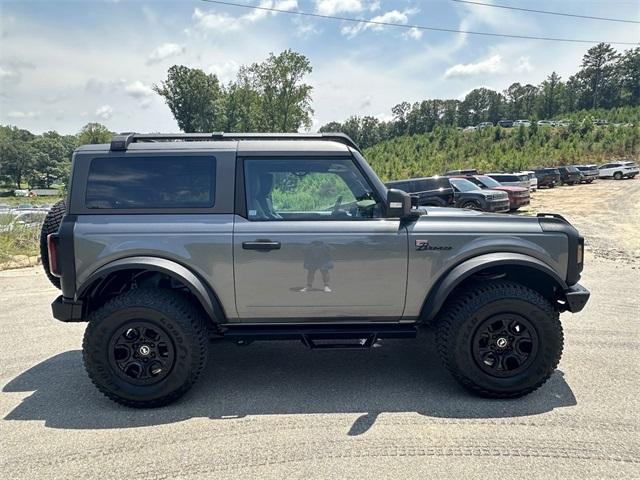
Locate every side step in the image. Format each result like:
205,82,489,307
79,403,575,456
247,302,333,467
218,324,418,349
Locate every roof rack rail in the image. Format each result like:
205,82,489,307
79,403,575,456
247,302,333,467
109,132,361,152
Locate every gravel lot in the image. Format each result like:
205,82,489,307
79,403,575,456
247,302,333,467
1,179,638,479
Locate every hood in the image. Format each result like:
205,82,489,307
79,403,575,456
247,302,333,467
492,185,528,193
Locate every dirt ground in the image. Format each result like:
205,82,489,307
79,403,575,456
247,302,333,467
527,178,640,265
0,178,638,479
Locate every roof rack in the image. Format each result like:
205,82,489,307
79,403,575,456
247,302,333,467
110,132,361,152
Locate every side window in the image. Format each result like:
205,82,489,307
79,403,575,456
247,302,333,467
244,158,382,221
85,156,215,209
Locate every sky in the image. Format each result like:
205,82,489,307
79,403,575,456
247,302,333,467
0,0,638,134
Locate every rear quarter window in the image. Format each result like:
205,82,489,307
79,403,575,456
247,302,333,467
85,156,216,209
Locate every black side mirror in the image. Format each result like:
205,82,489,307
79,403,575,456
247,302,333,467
386,188,417,219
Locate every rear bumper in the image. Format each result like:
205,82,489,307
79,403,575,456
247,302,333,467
562,283,590,313
52,295,84,322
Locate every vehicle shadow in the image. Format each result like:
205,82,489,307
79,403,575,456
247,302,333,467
3,330,576,433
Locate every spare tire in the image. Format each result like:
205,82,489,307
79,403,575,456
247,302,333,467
39,199,66,289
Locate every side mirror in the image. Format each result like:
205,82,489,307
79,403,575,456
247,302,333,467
386,188,417,219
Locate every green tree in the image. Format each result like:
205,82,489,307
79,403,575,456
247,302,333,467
249,50,313,132
77,123,112,145
537,72,563,119
617,48,640,107
576,43,619,109
154,65,226,132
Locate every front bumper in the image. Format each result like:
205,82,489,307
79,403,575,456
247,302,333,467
509,197,530,209
562,283,590,313
52,295,84,322
486,199,510,213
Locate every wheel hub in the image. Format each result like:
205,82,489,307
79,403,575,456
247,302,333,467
108,321,176,385
472,314,539,378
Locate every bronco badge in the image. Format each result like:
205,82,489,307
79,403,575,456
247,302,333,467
415,239,453,251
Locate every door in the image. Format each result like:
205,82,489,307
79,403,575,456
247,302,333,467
233,157,408,322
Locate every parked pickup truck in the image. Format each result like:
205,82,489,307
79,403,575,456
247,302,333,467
453,175,530,211
42,132,589,407
448,177,510,213
533,168,560,188
485,173,531,191
385,176,455,207
575,165,598,183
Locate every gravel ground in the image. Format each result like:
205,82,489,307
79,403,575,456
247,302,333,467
1,179,638,479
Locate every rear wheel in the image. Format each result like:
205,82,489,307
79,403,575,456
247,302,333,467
436,280,563,398
83,288,209,408
614,172,623,180
39,199,66,289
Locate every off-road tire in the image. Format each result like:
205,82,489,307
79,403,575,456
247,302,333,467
436,280,563,398
83,288,209,408
39,199,66,289
613,172,623,180
461,200,481,211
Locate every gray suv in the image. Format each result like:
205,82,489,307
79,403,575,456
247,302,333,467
44,133,590,407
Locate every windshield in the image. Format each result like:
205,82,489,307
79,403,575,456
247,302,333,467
476,176,501,188
450,178,480,192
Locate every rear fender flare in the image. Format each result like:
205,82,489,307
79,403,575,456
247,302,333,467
77,256,225,323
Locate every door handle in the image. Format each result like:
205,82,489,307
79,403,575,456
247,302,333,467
242,240,281,251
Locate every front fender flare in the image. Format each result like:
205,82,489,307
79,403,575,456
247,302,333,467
419,252,567,322
77,256,225,322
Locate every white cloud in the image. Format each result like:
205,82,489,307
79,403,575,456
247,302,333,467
0,66,19,82
208,61,241,83
444,55,503,78
315,0,364,15
404,27,422,40
193,1,298,32
515,56,533,73
125,80,154,98
341,9,415,38
147,43,186,64
6,110,40,119
95,104,114,120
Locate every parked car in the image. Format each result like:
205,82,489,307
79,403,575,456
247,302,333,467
557,166,583,185
485,173,531,191
556,119,571,127
537,120,554,127
444,169,479,176
0,204,10,213
598,160,639,180
452,175,530,211
520,171,538,191
513,120,531,127
463,126,477,131
448,177,510,212
574,165,598,183
533,168,561,188
386,176,455,207
477,122,493,129
497,119,513,128
0,210,47,233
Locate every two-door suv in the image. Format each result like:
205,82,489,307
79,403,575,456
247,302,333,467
43,133,590,407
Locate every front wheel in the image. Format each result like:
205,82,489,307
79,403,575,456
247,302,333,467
461,201,482,211
614,172,623,180
83,288,209,408
436,280,563,398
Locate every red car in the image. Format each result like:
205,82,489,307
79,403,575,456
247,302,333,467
452,175,530,211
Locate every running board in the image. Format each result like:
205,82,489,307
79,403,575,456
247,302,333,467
217,324,417,349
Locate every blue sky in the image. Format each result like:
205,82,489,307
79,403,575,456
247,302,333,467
1,0,638,134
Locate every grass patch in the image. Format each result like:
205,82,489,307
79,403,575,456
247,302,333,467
0,215,42,265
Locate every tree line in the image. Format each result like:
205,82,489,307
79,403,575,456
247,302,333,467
0,123,111,189
321,44,639,148
0,44,637,190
